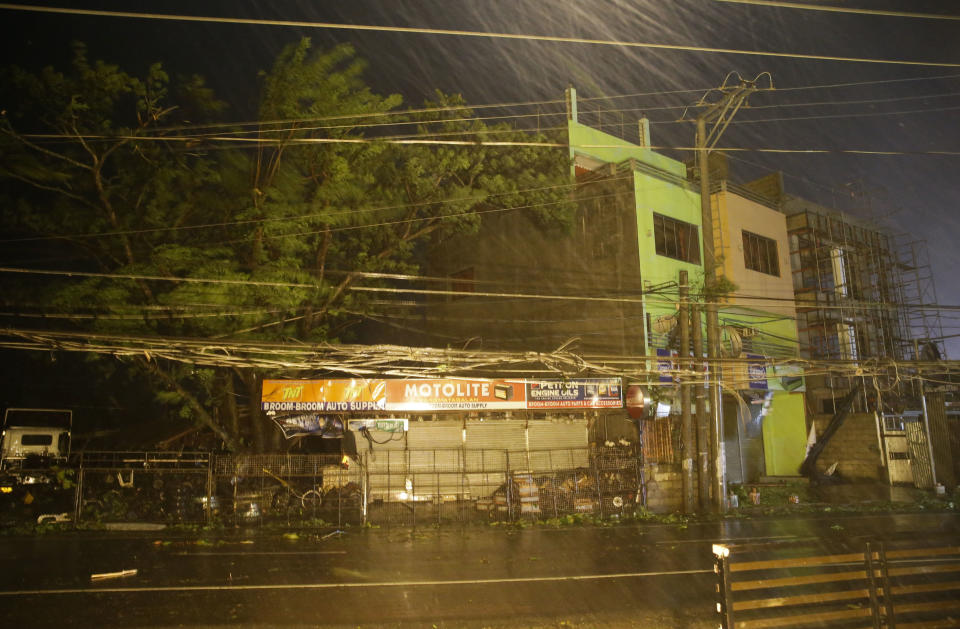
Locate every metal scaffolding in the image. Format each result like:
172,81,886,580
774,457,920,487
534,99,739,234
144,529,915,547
896,237,947,360
785,201,944,367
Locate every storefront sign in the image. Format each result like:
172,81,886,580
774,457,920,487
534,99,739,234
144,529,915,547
384,379,527,411
263,378,627,412
747,354,768,390
261,379,386,412
526,379,622,408
656,348,677,383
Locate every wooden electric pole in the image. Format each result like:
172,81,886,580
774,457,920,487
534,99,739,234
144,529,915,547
679,270,694,513
691,302,710,509
689,73,769,511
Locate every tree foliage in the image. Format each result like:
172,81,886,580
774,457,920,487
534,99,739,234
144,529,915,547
0,39,572,451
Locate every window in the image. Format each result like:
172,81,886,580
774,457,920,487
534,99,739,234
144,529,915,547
653,213,700,264
742,230,780,276
21,434,53,446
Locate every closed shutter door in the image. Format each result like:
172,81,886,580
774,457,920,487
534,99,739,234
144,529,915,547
406,421,463,497
406,448,463,498
407,420,463,449
464,420,523,497
465,420,526,451
527,419,589,471
361,427,407,500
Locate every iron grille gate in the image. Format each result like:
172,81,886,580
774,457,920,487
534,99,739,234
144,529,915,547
71,447,641,528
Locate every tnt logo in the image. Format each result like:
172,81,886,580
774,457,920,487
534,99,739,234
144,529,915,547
281,385,304,400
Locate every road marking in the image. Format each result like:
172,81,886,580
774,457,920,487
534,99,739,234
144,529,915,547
655,535,810,545
0,569,712,596
173,550,348,556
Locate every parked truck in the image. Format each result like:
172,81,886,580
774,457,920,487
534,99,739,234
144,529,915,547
0,408,72,484
0,408,74,523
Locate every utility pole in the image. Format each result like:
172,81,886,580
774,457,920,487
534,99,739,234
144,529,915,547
691,302,710,509
689,73,769,512
679,270,694,513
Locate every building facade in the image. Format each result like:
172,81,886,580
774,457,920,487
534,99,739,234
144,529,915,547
401,89,812,498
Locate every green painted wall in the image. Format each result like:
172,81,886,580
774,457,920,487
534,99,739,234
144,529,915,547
717,305,800,360
762,392,807,476
632,169,705,352
568,120,704,345
569,114,807,477
721,306,807,477
568,121,686,177
632,170,704,288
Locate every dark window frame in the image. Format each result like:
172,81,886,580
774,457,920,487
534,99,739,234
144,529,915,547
742,230,780,276
21,434,53,446
653,213,701,264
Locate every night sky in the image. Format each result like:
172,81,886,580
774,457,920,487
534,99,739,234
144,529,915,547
2,0,959,355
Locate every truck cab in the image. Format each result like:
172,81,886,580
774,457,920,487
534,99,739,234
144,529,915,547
1,408,72,478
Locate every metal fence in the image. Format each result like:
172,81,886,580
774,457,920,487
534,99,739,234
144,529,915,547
70,446,642,528
640,418,678,464
75,451,212,524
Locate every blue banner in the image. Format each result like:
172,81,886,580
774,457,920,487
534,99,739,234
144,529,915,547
747,353,768,390
525,379,622,408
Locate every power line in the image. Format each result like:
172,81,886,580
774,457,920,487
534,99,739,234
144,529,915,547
732,104,960,125
40,73,960,141
713,0,960,21
205,196,582,246
748,90,960,110
0,308,284,321
18,130,960,156
576,90,960,122
0,176,596,244
63,86,718,139
0,267,318,289
776,73,960,92
98,90,960,142
0,326,955,381
1,3,959,68
9,76,960,145
14,103,957,154
0,266,659,306
90,87,715,137
5,265,960,318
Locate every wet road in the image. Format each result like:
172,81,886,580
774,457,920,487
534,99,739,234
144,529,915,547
1,513,957,628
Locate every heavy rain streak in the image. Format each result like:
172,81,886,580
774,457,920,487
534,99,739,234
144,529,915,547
0,2,959,628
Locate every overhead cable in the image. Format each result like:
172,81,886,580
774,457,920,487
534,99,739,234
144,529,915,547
1,3,958,68
4,266,960,316
0,175,602,244
0,327,954,382
713,0,960,21
17,131,960,157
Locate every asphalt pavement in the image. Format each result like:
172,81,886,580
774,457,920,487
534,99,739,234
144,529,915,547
1,512,958,628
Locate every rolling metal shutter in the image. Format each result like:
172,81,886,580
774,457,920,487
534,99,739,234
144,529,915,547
465,419,526,451
407,420,463,449
527,419,589,471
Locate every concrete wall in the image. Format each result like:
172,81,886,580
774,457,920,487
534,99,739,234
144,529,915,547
642,462,683,513
811,412,884,480
568,120,685,178
414,178,646,356
715,187,797,318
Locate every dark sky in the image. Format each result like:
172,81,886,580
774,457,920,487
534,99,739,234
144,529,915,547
2,0,959,355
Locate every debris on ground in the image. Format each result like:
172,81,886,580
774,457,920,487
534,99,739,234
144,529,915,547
91,568,137,581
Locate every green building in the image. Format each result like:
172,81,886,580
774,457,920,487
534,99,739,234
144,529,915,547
567,88,808,482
